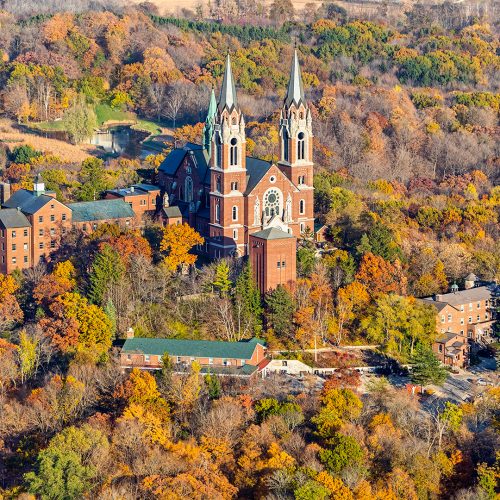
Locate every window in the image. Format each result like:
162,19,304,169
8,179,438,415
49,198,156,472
151,198,156,205
12,257,16,264
448,314,452,322
297,131,305,160
140,199,146,206
485,313,489,319
11,244,16,251
23,243,28,250
282,261,286,268
223,359,231,366
39,243,44,249
460,318,464,325
460,304,464,311
62,214,66,221
438,344,443,352
215,134,222,167
38,216,43,223
477,302,481,308
232,206,238,221
230,137,238,166
215,202,220,222
50,215,55,222
277,261,281,268
300,222,305,233
469,303,472,310
477,315,480,321
468,316,472,323
83,224,87,231
176,356,181,363
185,176,193,202
282,128,289,162
127,354,131,361
24,256,28,263
11,231,16,238
241,359,246,366
441,315,445,323
50,240,56,248
233,229,238,240
144,355,150,363
92,223,97,230
50,228,55,236
299,199,305,215
460,330,464,335
264,188,281,218
231,181,238,191
50,204,54,210
467,331,472,338
298,175,305,185
216,176,221,193
23,229,28,237
39,229,44,236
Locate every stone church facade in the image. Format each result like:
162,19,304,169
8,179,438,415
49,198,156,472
158,51,315,291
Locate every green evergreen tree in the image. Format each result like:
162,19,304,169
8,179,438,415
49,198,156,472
356,233,372,258
410,344,448,386
104,300,117,337
65,95,98,144
25,425,108,499
212,260,232,296
204,373,221,399
88,244,125,306
297,246,316,277
234,262,263,334
318,432,364,474
77,157,112,201
265,285,294,339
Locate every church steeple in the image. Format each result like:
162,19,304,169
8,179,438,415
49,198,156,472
218,53,238,113
284,49,305,108
278,49,313,186
203,87,217,154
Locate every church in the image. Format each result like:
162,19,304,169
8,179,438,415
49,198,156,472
158,50,315,292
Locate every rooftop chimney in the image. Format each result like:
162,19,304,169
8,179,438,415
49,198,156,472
126,327,134,339
0,182,11,204
130,186,134,193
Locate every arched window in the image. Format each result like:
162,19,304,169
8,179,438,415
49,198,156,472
297,132,305,161
232,205,238,221
264,188,282,218
215,202,220,222
185,176,193,202
215,134,222,167
299,199,305,215
282,128,289,162
230,137,238,166
216,175,221,193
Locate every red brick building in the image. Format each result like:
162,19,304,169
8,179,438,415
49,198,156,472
120,335,267,377
432,332,469,369
421,284,497,344
104,183,160,219
158,51,314,291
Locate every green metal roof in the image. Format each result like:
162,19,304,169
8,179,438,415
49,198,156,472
122,337,265,359
68,199,135,222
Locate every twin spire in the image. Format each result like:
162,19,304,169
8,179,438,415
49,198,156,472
215,49,305,115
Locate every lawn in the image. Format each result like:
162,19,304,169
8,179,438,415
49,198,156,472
94,104,136,125
132,119,163,135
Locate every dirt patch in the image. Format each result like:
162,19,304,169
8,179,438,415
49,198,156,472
0,119,93,163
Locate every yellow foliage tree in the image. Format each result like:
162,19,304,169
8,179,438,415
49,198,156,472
160,223,204,272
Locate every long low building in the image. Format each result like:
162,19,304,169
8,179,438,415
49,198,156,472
120,336,267,377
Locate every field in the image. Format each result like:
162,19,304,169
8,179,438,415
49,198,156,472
0,119,93,162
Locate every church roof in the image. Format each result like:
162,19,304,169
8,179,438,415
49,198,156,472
284,49,305,108
218,53,238,113
245,157,272,194
251,227,295,240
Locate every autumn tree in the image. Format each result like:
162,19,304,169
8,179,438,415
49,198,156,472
355,253,406,296
88,243,125,305
0,273,23,331
160,223,204,272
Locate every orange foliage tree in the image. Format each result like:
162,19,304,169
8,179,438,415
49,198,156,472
160,223,204,272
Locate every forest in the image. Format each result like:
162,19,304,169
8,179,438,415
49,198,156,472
0,0,499,498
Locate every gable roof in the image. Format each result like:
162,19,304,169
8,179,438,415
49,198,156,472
244,157,273,194
422,286,494,307
163,206,182,218
251,227,295,240
122,337,265,359
68,199,135,222
419,298,454,313
0,208,31,228
158,149,188,175
3,190,56,214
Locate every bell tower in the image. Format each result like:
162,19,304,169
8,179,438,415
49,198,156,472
208,54,247,257
278,49,313,188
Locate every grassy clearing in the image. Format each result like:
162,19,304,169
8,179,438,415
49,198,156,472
95,104,136,125
132,119,163,135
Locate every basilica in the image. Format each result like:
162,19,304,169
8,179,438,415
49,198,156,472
158,50,315,291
